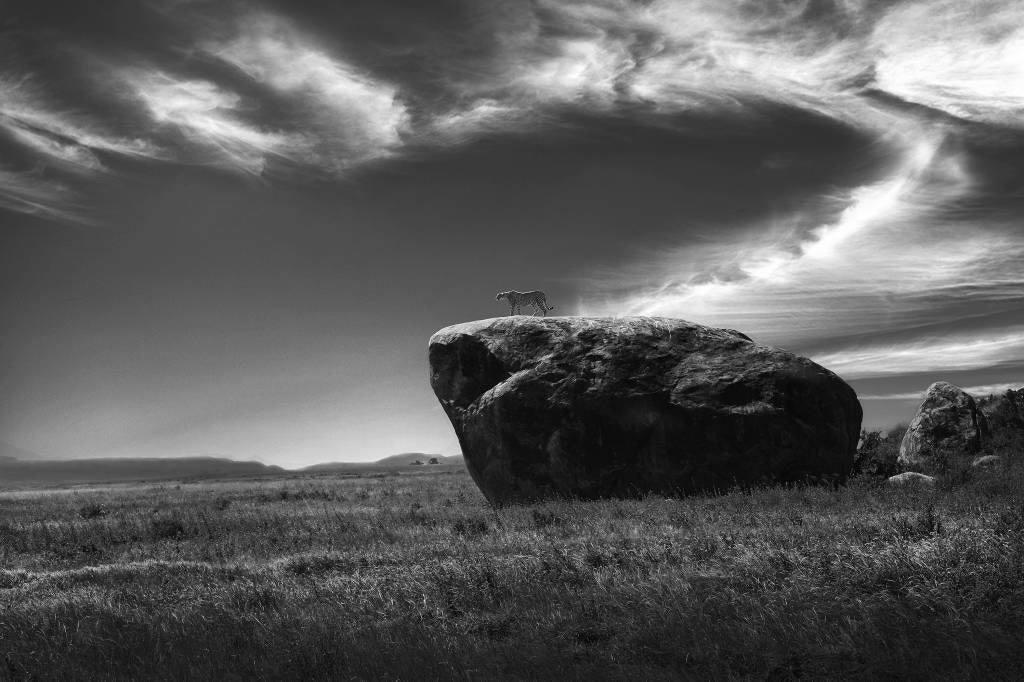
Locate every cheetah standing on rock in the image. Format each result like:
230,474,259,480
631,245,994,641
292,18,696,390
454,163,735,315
496,290,555,316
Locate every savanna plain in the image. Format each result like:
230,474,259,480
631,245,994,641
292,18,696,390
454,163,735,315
2,452,1024,681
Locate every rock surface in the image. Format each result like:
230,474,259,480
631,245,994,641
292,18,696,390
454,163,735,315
971,454,1001,468
429,316,862,503
978,388,1024,437
887,472,936,487
898,382,989,471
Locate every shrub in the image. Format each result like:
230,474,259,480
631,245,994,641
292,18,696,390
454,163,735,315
452,518,489,537
150,516,187,540
531,509,564,528
852,423,907,476
78,503,108,519
994,504,1024,537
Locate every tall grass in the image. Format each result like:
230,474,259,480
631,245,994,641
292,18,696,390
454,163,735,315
1,464,1023,680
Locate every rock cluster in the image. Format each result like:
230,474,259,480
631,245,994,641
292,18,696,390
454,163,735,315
978,388,1024,436
429,316,862,503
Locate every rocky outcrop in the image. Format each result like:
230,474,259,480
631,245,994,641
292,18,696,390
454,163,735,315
429,316,862,503
972,454,1001,468
898,382,989,471
887,472,936,487
977,388,1024,439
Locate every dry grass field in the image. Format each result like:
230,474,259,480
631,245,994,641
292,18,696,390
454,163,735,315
2,460,1024,680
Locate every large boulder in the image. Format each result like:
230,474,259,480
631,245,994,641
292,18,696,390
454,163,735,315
428,316,862,503
898,382,989,471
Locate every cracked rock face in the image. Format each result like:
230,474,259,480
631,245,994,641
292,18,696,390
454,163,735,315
429,317,862,504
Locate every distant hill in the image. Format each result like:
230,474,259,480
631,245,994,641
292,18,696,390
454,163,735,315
299,453,463,473
375,453,462,467
0,451,464,488
0,456,283,487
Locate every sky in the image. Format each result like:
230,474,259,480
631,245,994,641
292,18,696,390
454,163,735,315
1,0,1023,466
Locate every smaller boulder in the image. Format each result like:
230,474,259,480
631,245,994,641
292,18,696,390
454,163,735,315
971,454,1001,468
898,382,988,471
887,472,936,487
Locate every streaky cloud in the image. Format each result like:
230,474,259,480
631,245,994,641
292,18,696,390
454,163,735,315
205,12,409,172
813,330,1024,379
861,382,1024,401
122,69,303,176
0,166,94,224
0,76,160,170
872,0,1024,127
578,120,1024,378
0,76,162,222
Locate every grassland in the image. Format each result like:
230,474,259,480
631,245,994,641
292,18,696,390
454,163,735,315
2,461,1024,681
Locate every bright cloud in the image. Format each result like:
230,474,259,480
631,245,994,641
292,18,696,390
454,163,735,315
580,130,977,331
861,383,1024,400
124,70,302,176
815,331,1024,379
207,13,408,171
578,119,1024,380
873,0,1024,126
0,166,92,224
0,77,158,169
0,77,161,221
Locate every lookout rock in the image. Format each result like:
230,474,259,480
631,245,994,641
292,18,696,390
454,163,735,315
428,316,862,503
898,382,989,471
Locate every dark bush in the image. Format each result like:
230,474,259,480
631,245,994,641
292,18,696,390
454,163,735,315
452,518,489,537
150,516,187,540
531,509,564,528
78,503,108,520
994,504,1024,537
852,423,907,476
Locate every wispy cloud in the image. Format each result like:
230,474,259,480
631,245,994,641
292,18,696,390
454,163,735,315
578,128,1002,335
0,77,159,169
207,13,408,171
436,0,892,133
861,382,1024,401
122,70,301,176
0,166,93,224
0,76,161,221
577,115,1024,378
872,0,1024,127
812,329,1024,379
432,0,1024,138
